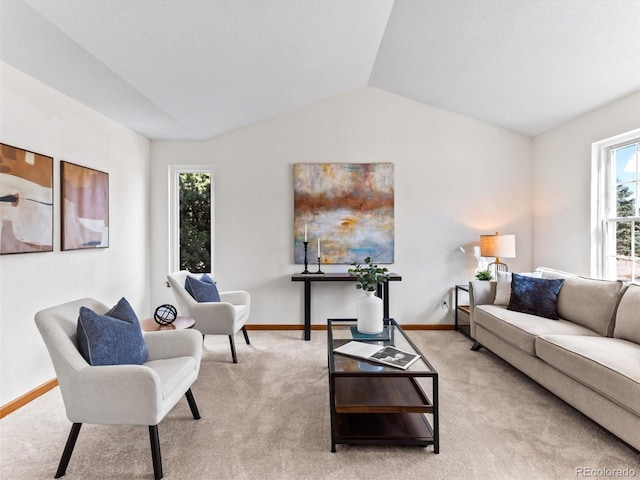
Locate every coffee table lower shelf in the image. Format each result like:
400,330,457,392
333,412,434,449
330,376,437,452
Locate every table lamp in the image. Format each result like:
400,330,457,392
479,232,516,276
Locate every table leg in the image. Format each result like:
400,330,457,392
454,286,459,331
304,279,311,341
329,372,337,452
382,282,390,318
433,376,439,453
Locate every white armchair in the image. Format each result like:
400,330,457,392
35,298,202,480
167,270,251,363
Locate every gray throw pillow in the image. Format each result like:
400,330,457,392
493,271,512,305
77,297,148,366
185,274,221,302
507,273,564,320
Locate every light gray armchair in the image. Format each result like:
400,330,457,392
167,270,251,363
35,298,202,480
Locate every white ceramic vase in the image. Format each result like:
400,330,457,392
357,290,383,334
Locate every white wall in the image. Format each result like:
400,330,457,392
0,63,150,405
532,91,640,275
150,87,532,329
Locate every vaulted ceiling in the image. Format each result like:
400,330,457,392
1,0,639,140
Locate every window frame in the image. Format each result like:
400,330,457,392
591,128,640,281
168,165,215,276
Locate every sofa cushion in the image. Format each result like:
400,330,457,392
555,277,625,337
185,274,221,302
474,305,599,355
614,283,640,344
507,274,564,320
536,335,640,415
77,297,148,366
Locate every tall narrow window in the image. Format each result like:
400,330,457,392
592,130,640,282
169,166,214,274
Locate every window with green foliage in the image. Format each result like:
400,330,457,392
170,166,214,274
593,131,639,283
179,173,211,273
609,142,639,282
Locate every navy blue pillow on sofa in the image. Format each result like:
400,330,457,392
77,297,148,366
185,274,221,302
507,273,565,320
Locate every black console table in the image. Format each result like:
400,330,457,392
291,273,402,340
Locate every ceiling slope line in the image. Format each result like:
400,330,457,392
366,0,396,86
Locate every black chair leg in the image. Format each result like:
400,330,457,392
185,388,201,420
55,422,82,478
228,335,238,363
149,425,163,480
242,326,250,345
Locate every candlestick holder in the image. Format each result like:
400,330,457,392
314,256,324,274
301,241,310,274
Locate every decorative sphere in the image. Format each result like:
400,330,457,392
154,304,177,326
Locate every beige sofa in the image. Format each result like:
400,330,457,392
469,268,640,451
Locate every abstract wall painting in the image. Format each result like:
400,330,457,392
61,161,109,250
0,143,54,254
294,163,394,265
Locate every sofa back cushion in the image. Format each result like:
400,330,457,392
613,283,640,344
536,267,576,280
556,276,625,337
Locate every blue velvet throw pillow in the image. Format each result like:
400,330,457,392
77,297,148,366
507,273,565,320
185,274,221,302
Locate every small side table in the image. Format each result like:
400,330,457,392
454,284,471,339
140,316,195,332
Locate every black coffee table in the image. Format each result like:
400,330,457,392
327,318,439,453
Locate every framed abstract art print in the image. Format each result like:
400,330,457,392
0,143,53,254
61,161,109,250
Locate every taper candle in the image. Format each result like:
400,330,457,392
304,223,307,242
317,238,320,257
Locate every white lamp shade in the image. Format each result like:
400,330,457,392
479,233,516,258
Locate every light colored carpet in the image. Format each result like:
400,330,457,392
1,331,638,479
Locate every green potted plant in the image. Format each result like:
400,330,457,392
348,257,390,334
348,256,390,291
475,270,493,281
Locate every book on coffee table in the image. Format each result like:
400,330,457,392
333,341,420,370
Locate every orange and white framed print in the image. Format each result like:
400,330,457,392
294,163,394,264
61,161,109,250
0,143,54,254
